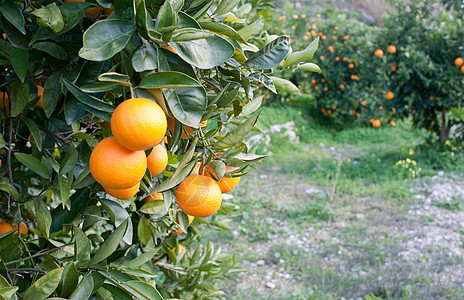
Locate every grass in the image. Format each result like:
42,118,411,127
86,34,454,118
206,105,464,299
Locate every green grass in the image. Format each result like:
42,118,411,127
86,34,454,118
207,105,464,299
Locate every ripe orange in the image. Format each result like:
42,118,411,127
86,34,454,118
321,35,326,40
14,222,28,235
339,84,345,89
370,119,374,123
379,106,383,110
175,174,222,218
90,137,147,189
144,193,164,203
204,165,240,193
348,63,354,69
65,0,100,17
351,75,358,80
387,45,396,54
104,182,140,200
166,117,207,139
35,85,44,108
328,46,334,53
461,65,464,73
332,36,337,40
168,244,185,260
147,144,168,176
372,120,381,128
391,64,397,72
314,86,319,90
323,87,328,91
0,91,9,111
111,98,167,151
429,96,434,101
174,214,195,234
332,105,336,110
321,78,326,83
342,57,347,61
327,109,332,114
0,222,14,235
311,79,316,84
374,49,384,57
454,57,464,67
390,120,396,126
386,91,394,100
319,56,324,60
361,101,366,106
334,26,339,31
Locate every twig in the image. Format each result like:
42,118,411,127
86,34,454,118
35,124,70,143
8,268,47,274
6,116,15,209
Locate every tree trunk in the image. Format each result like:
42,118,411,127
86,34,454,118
440,107,450,142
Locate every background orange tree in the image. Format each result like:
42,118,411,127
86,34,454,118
0,0,320,298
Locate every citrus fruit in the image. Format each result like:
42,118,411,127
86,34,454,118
111,98,167,151
374,49,384,57
175,174,222,218
104,182,140,200
147,144,168,176
390,120,396,126
461,65,464,73
348,63,354,69
372,120,381,128
35,85,44,108
391,64,397,72
174,214,195,234
0,222,14,235
90,137,147,189
0,91,9,111
204,165,240,193
14,222,28,235
386,91,394,100
144,193,164,203
387,45,396,54
454,57,463,67
167,117,207,139
168,244,185,260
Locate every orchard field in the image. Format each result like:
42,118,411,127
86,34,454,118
0,0,463,300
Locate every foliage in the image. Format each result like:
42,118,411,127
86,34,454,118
0,0,319,299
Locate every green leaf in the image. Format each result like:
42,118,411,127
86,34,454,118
139,200,166,215
32,42,68,60
15,153,51,178
171,35,235,69
9,80,29,117
59,148,78,175
214,0,240,16
98,72,132,87
0,178,18,200
241,96,263,116
249,72,276,93
74,226,91,264
216,86,239,108
155,0,176,33
63,79,115,113
135,1,158,41
137,216,151,245
0,286,18,300
139,71,201,89
23,268,63,300
79,82,119,93
58,176,71,207
79,20,136,61
68,273,94,300
165,87,206,128
238,21,257,41
0,0,26,34
50,188,91,233
297,62,322,73
122,249,160,268
199,21,247,44
213,108,263,149
152,160,196,193
210,160,226,181
22,117,42,151
99,200,132,245
269,76,301,95
32,3,64,33
283,37,319,68
244,36,290,70
88,218,129,265
132,42,158,72
59,263,79,298
33,197,52,238
9,48,28,83
119,281,163,300
0,134,5,148
43,72,62,118
171,28,214,42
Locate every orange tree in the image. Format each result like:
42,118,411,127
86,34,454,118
0,0,320,298
375,0,464,141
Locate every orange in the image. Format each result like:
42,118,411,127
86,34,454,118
321,78,325,83
372,120,381,128
390,120,396,126
386,91,394,100
14,222,28,235
342,57,347,61
387,45,396,54
327,109,332,114
328,46,334,53
332,105,336,110
332,36,337,40
335,57,340,61
361,101,366,106
168,244,185,260
461,65,464,73
351,75,358,80
0,91,9,111
311,79,316,84
334,26,339,31
65,0,100,17
161,45,177,54
379,106,383,110
174,214,195,234
0,222,14,235
103,8,113,15
374,49,384,57
90,137,147,189
147,144,168,176
175,174,222,218
35,85,44,108
104,182,140,200
144,193,164,203
111,98,167,151
204,165,240,193
429,96,434,101
323,87,328,91
321,35,326,40
166,117,207,139
454,57,463,67
314,86,319,90
339,84,344,89
348,63,354,69
391,64,397,72
319,56,324,60
370,119,374,123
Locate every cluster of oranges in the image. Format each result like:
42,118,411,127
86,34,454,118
90,97,240,220
454,57,464,73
